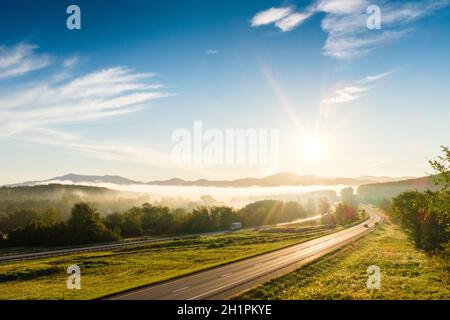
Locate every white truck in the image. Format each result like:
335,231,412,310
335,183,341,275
229,222,242,231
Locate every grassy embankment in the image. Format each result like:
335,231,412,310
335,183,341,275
236,221,449,300
0,222,337,300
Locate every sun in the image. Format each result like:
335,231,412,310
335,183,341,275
301,137,324,161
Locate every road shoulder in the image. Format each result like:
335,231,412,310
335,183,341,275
235,222,450,300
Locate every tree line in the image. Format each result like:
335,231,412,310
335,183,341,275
320,187,364,227
390,146,449,252
360,146,449,253
0,199,310,247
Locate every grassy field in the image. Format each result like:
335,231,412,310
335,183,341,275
236,222,450,300
0,224,336,300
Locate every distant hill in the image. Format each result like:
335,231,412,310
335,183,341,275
0,184,147,221
6,172,413,188
8,174,143,187
148,173,411,187
357,175,442,201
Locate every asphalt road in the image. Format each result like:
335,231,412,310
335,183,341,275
0,214,322,263
110,205,382,300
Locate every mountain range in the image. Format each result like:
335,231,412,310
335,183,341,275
6,173,415,188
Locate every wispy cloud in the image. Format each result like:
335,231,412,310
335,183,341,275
63,56,79,68
0,43,50,79
323,85,371,104
205,49,219,55
0,66,172,133
323,29,410,59
0,42,175,167
363,71,392,82
363,157,390,168
251,7,293,27
316,0,368,14
15,128,171,168
251,0,450,59
323,71,391,104
275,12,313,32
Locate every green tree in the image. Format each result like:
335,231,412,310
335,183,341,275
211,206,240,229
67,203,117,244
182,207,214,233
391,146,450,251
140,204,173,233
334,203,358,225
305,198,317,217
340,187,358,207
104,212,124,235
0,231,5,247
0,209,40,233
121,207,143,237
39,207,60,227
429,145,450,190
282,202,307,221
318,198,331,215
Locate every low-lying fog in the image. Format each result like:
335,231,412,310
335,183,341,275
41,180,350,208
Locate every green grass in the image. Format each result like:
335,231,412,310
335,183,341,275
236,222,450,300
0,225,336,300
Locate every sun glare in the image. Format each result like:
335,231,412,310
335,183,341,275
301,138,324,161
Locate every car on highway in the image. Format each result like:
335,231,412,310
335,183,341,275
229,222,242,231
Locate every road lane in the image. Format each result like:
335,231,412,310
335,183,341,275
110,205,382,300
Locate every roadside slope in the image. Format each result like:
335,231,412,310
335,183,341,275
236,222,449,300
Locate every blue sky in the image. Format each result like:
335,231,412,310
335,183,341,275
0,0,449,184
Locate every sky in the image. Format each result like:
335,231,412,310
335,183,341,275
0,0,449,185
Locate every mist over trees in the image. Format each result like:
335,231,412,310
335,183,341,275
0,184,337,235
0,199,313,247
6,203,118,246
318,198,331,215
340,187,359,207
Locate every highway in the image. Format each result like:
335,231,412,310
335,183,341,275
0,214,322,263
110,205,382,300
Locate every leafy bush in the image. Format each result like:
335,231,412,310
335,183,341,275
391,146,450,252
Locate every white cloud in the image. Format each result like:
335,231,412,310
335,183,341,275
251,7,292,27
323,29,410,59
205,49,219,55
320,0,450,58
364,71,392,82
0,43,175,167
275,12,313,32
0,43,50,79
16,129,171,168
316,0,368,14
251,0,450,59
63,56,79,68
323,85,370,104
0,67,170,130
323,71,390,104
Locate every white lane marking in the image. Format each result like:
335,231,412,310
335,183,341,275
172,286,189,293
187,221,375,300
221,273,233,278
113,212,377,300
